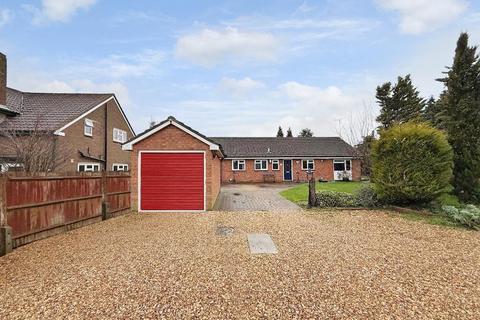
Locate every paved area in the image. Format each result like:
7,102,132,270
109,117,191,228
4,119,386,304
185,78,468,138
1,210,479,319
215,183,302,211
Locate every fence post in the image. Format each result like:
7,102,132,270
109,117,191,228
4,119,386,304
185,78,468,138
307,175,316,208
0,174,13,256
101,171,109,220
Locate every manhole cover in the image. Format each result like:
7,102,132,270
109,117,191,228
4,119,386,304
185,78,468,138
247,233,278,254
216,226,234,236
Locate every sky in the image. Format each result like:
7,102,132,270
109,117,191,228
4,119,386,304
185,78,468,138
0,0,479,138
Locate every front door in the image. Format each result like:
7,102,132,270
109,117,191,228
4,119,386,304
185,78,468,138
283,160,292,181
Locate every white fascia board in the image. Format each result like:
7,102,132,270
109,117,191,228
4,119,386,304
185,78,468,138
122,118,221,152
54,95,135,137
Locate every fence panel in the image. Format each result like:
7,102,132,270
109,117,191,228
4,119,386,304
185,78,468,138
1,172,131,248
106,173,131,216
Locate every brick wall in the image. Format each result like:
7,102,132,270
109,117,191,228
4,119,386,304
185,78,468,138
0,53,6,106
221,158,360,183
130,124,221,210
57,99,133,172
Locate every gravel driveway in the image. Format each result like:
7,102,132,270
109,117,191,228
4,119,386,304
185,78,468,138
215,183,301,211
1,210,479,319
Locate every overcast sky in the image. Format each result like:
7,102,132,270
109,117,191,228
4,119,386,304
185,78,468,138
1,0,479,137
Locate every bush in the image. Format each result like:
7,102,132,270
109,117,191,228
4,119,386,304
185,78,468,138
441,205,480,230
432,193,461,208
355,185,381,207
372,122,453,205
315,191,357,207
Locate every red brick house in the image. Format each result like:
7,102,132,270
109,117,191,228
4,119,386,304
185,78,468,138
123,116,360,212
0,53,134,172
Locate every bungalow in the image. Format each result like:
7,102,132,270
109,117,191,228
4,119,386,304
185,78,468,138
123,116,359,212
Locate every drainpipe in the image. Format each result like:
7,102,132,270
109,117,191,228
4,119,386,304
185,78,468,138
104,102,108,171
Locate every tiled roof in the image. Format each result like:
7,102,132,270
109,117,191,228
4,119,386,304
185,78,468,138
0,87,113,131
210,137,357,158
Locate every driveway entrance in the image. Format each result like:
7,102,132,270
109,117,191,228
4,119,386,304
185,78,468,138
215,184,301,211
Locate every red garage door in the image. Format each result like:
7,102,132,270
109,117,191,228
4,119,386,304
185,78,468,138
140,152,205,211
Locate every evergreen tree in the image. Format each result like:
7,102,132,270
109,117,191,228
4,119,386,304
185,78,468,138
436,32,480,202
286,127,293,137
298,128,314,137
276,126,284,137
376,75,426,129
356,132,376,177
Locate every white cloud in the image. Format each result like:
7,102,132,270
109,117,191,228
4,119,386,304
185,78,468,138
219,77,265,97
377,0,467,34
26,0,97,24
8,69,131,107
0,9,12,27
175,27,280,67
62,49,165,79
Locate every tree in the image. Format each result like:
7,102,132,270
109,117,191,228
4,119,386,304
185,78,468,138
335,102,377,177
435,32,480,202
376,74,426,129
298,128,313,137
276,126,284,137
423,96,441,126
372,122,453,204
286,127,293,137
0,115,71,173
356,133,375,177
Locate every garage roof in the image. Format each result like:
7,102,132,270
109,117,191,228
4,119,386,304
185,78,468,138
122,116,223,154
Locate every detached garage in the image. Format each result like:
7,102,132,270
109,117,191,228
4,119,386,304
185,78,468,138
122,117,223,212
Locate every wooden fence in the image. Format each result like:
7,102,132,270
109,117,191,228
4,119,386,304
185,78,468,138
0,171,131,250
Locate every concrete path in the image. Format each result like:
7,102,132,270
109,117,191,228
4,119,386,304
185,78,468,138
215,183,302,212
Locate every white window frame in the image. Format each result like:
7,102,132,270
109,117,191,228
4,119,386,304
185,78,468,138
84,119,93,137
0,163,23,172
272,159,280,171
301,159,315,170
112,163,129,171
254,159,268,171
113,128,128,143
333,159,351,171
77,162,101,172
232,159,246,171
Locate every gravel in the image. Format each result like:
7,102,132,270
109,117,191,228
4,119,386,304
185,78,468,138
1,210,479,319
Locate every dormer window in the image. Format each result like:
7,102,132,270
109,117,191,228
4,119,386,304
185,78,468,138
84,119,93,137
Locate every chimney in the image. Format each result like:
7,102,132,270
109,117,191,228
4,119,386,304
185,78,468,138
0,53,6,106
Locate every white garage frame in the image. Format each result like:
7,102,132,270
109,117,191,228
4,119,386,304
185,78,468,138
138,150,207,213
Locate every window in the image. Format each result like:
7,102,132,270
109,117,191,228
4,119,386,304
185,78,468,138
112,163,129,171
113,128,128,143
334,159,352,171
232,160,245,171
254,159,268,171
78,163,101,172
302,159,314,170
84,119,93,137
272,160,280,170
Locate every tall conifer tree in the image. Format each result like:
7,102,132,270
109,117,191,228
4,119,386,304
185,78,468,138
376,75,426,129
436,32,480,201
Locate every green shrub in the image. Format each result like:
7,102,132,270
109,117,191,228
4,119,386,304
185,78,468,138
433,193,461,208
315,191,357,207
441,205,480,230
372,122,453,205
355,185,381,207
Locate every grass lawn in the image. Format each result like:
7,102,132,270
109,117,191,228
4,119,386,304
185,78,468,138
280,181,369,204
